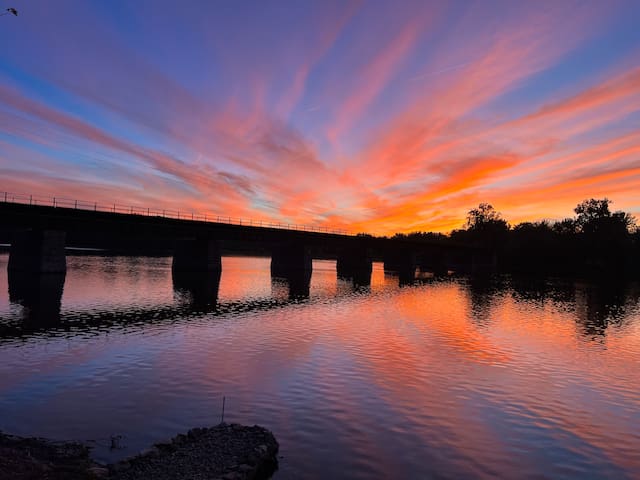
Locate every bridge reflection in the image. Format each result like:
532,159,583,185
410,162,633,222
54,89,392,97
7,270,66,325
4,256,633,343
1,265,382,342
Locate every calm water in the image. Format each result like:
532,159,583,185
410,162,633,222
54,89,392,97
1,254,639,479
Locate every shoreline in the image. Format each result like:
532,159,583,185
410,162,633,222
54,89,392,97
0,424,279,480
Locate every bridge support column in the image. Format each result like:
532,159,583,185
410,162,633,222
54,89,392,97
337,248,372,286
8,230,66,273
271,242,312,284
417,249,449,276
172,238,222,272
384,251,417,284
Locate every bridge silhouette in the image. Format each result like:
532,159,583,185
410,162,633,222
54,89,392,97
0,192,493,294
0,191,348,234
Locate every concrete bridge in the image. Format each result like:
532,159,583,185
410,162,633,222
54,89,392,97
0,198,494,290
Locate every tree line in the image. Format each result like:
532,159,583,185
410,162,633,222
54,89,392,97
391,199,640,276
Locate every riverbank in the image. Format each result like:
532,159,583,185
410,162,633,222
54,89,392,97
0,424,279,480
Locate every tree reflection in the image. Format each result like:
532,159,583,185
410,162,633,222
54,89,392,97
509,276,639,339
464,275,506,327
573,280,640,338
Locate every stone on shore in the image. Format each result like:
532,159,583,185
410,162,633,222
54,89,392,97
0,431,102,479
1,424,279,480
109,424,278,480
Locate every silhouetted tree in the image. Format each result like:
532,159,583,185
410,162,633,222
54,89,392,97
574,198,612,228
569,198,636,274
385,197,639,278
465,203,508,231
459,203,509,249
392,231,448,244
552,218,577,235
574,198,635,234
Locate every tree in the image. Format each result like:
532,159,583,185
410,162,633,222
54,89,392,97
552,218,577,235
574,198,611,232
459,203,509,254
572,198,636,274
465,203,508,231
574,198,636,235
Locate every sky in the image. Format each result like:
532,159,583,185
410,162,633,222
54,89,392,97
0,0,639,235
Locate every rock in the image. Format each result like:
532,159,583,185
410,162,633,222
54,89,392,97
0,432,106,480
222,473,241,480
88,465,110,477
1,424,279,480
256,444,268,454
110,460,131,473
109,424,279,480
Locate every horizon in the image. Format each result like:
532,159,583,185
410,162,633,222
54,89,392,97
1,1,639,235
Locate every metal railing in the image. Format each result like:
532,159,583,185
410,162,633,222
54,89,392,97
0,191,349,235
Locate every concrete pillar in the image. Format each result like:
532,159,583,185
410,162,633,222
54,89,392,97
417,249,449,276
271,242,312,283
445,250,469,275
8,230,66,273
337,248,372,286
172,238,222,272
384,250,417,284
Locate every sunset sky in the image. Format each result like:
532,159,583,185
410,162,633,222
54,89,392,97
0,0,639,234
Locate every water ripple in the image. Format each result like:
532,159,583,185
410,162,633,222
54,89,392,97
0,256,639,478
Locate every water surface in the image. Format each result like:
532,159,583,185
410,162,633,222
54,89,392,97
1,254,639,479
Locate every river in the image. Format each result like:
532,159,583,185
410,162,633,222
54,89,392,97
0,254,639,479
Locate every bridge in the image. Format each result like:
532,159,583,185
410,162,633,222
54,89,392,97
0,192,493,292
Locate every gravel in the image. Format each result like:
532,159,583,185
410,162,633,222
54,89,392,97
0,431,102,479
1,424,279,480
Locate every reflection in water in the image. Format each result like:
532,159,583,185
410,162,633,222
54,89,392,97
271,276,310,300
465,275,508,327
337,266,372,288
398,268,417,286
172,270,221,310
510,276,640,338
0,255,639,479
7,270,66,324
575,281,640,338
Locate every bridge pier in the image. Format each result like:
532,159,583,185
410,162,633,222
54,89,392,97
384,251,418,284
417,250,449,276
172,238,222,272
8,230,67,273
271,242,312,284
337,248,372,286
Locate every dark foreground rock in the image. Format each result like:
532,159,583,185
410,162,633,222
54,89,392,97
0,431,105,479
1,424,278,480
110,424,279,480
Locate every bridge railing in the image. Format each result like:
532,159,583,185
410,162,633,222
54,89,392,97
0,191,349,235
